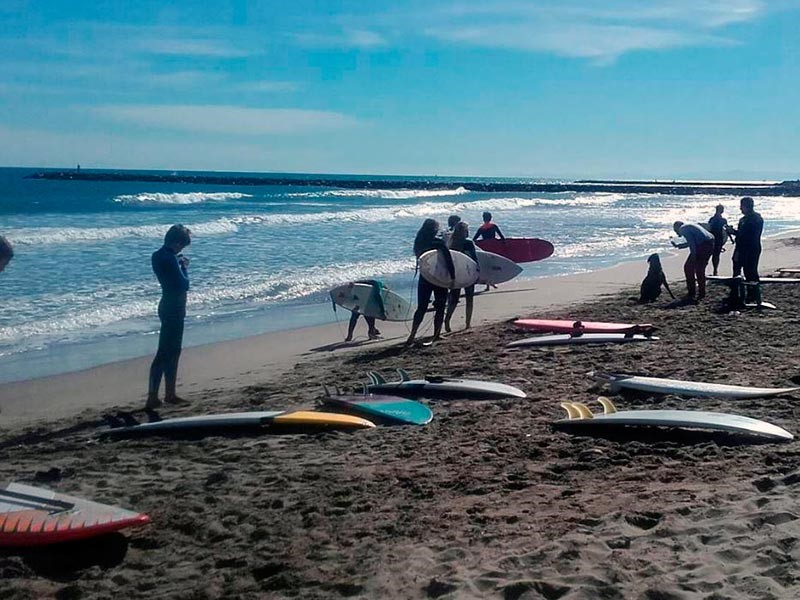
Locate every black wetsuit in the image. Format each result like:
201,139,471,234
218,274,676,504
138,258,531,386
733,212,763,282
708,214,728,273
449,238,479,302
412,237,454,330
148,246,189,396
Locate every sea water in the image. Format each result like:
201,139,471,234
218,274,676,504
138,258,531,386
1,167,798,384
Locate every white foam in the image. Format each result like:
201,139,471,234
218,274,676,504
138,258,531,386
114,191,252,205
288,186,470,200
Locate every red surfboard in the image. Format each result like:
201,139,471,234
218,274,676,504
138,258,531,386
475,238,554,264
514,319,655,334
0,483,150,547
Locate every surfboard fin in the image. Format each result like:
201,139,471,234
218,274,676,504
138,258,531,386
571,402,594,419
596,396,617,414
396,368,411,382
367,371,386,385
560,402,580,419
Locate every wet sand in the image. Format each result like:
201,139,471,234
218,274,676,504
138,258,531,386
1,235,800,598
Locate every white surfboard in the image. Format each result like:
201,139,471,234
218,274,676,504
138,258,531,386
329,282,412,321
598,373,800,399
418,249,479,289
475,250,523,285
555,399,792,441
366,369,526,400
776,268,800,275
508,333,658,348
708,275,800,285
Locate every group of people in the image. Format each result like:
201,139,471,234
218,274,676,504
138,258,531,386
671,196,764,304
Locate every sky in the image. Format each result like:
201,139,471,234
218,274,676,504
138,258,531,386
0,0,798,179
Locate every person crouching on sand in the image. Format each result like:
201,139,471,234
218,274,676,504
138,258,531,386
406,219,454,346
445,222,479,332
0,236,13,273
147,224,192,409
672,221,714,302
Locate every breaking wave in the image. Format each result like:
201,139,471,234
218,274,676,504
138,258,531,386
114,191,253,205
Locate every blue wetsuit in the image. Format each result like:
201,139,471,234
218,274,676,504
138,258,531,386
148,246,190,397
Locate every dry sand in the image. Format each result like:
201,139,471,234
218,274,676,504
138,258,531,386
1,235,800,599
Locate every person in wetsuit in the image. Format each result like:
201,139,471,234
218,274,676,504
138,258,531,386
0,236,12,273
345,279,383,342
727,197,764,301
147,224,192,409
473,211,505,242
443,214,461,245
708,204,728,276
444,221,479,332
406,218,455,346
672,220,714,302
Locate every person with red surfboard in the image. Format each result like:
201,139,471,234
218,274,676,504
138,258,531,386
473,211,505,291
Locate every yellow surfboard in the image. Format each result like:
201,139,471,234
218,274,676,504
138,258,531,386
272,411,375,430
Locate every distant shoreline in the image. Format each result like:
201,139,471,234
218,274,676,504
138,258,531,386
25,170,800,196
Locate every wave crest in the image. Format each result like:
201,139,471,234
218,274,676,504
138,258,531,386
114,191,252,205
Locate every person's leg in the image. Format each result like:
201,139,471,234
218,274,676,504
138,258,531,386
444,288,460,333
345,311,359,341
365,316,379,339
464,285,474,329
684,255,696,299
162,314,185,403
742,250,761,302
147,327,168,407
731,248,741,277
696,241,713,300
431,286,448,340
406,278,433,344
712,241,723,275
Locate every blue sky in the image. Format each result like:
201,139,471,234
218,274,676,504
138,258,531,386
0,0,798,178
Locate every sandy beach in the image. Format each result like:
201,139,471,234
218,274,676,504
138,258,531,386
2,234,800,599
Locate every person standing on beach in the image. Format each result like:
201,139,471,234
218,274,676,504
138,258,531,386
727,197,763,284
0,236,13,273
708,204,728,276
147,225,192,409
406,219,454,346
445,221,479,332
672,221,714,302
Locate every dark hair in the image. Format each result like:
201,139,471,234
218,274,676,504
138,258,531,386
740,197,754,210
715,204,724,212
164,224,192,247
449,221,469,247
447,215,461,228
482,211,492,223
413,218,439,258
0,236,13,259
673,220,684,233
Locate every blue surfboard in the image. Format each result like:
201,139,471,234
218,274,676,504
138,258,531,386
322,394,433,425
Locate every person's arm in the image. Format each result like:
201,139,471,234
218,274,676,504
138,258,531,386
494,224,506,240
434,239,456,279
164,253,190,292
465,241,479,268
473,229,481,241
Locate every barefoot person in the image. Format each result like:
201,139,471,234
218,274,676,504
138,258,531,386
147,225,192,408
0,236,13,273
344,279,383,342
406,219,454,346
727,197,764,301
473,211,505,291
708,204,728,276
672,221,714,302
445,221,479,332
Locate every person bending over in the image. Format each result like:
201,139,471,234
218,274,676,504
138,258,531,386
445,222,479,331
0,236,13,273
406,219,454,346
708,204,728,276
672,221,714,302
147,224,192,409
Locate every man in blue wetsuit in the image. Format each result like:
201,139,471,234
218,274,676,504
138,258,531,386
147,225,192,409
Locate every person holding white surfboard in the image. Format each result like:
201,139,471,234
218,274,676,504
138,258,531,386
344,279,383,342
406,219,454,346
445,221,479,332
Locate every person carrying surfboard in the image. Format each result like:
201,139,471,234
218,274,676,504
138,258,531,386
672,221,714,302
445,221,479,332
0,236,12,273
147,224,192,409
344,279,384,342
473,212,505,291
406,219,455,346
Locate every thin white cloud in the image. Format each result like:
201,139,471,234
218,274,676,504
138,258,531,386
293,29,388,49
92,104,359,135
237,81,300,93
137,38,250,58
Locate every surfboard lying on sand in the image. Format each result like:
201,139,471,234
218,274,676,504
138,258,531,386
554,398,793,442
508,333,659,348
475,238,554,263
0,483,150,547
321,390,433,425
596,373,800,399
776,268,800,275
708,275,800,285
514,319,655,335
103,410,375,437
475,250,523,285
366,369,526,400
329,282,411,321
418,249,479,289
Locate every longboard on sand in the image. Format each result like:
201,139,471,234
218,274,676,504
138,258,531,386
775,268,800,275
0,483,150,547
418,249,479,289
508,333,659,348
595,373,800,399
475,250,523,285
554,398,793,442
475,238,554,264
329,282,411,321
708,275,800,285
321,389,433,425
366,369,526,400
103,410,375,437
514,319,655,335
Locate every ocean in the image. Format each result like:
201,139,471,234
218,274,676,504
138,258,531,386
1,167,798,384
